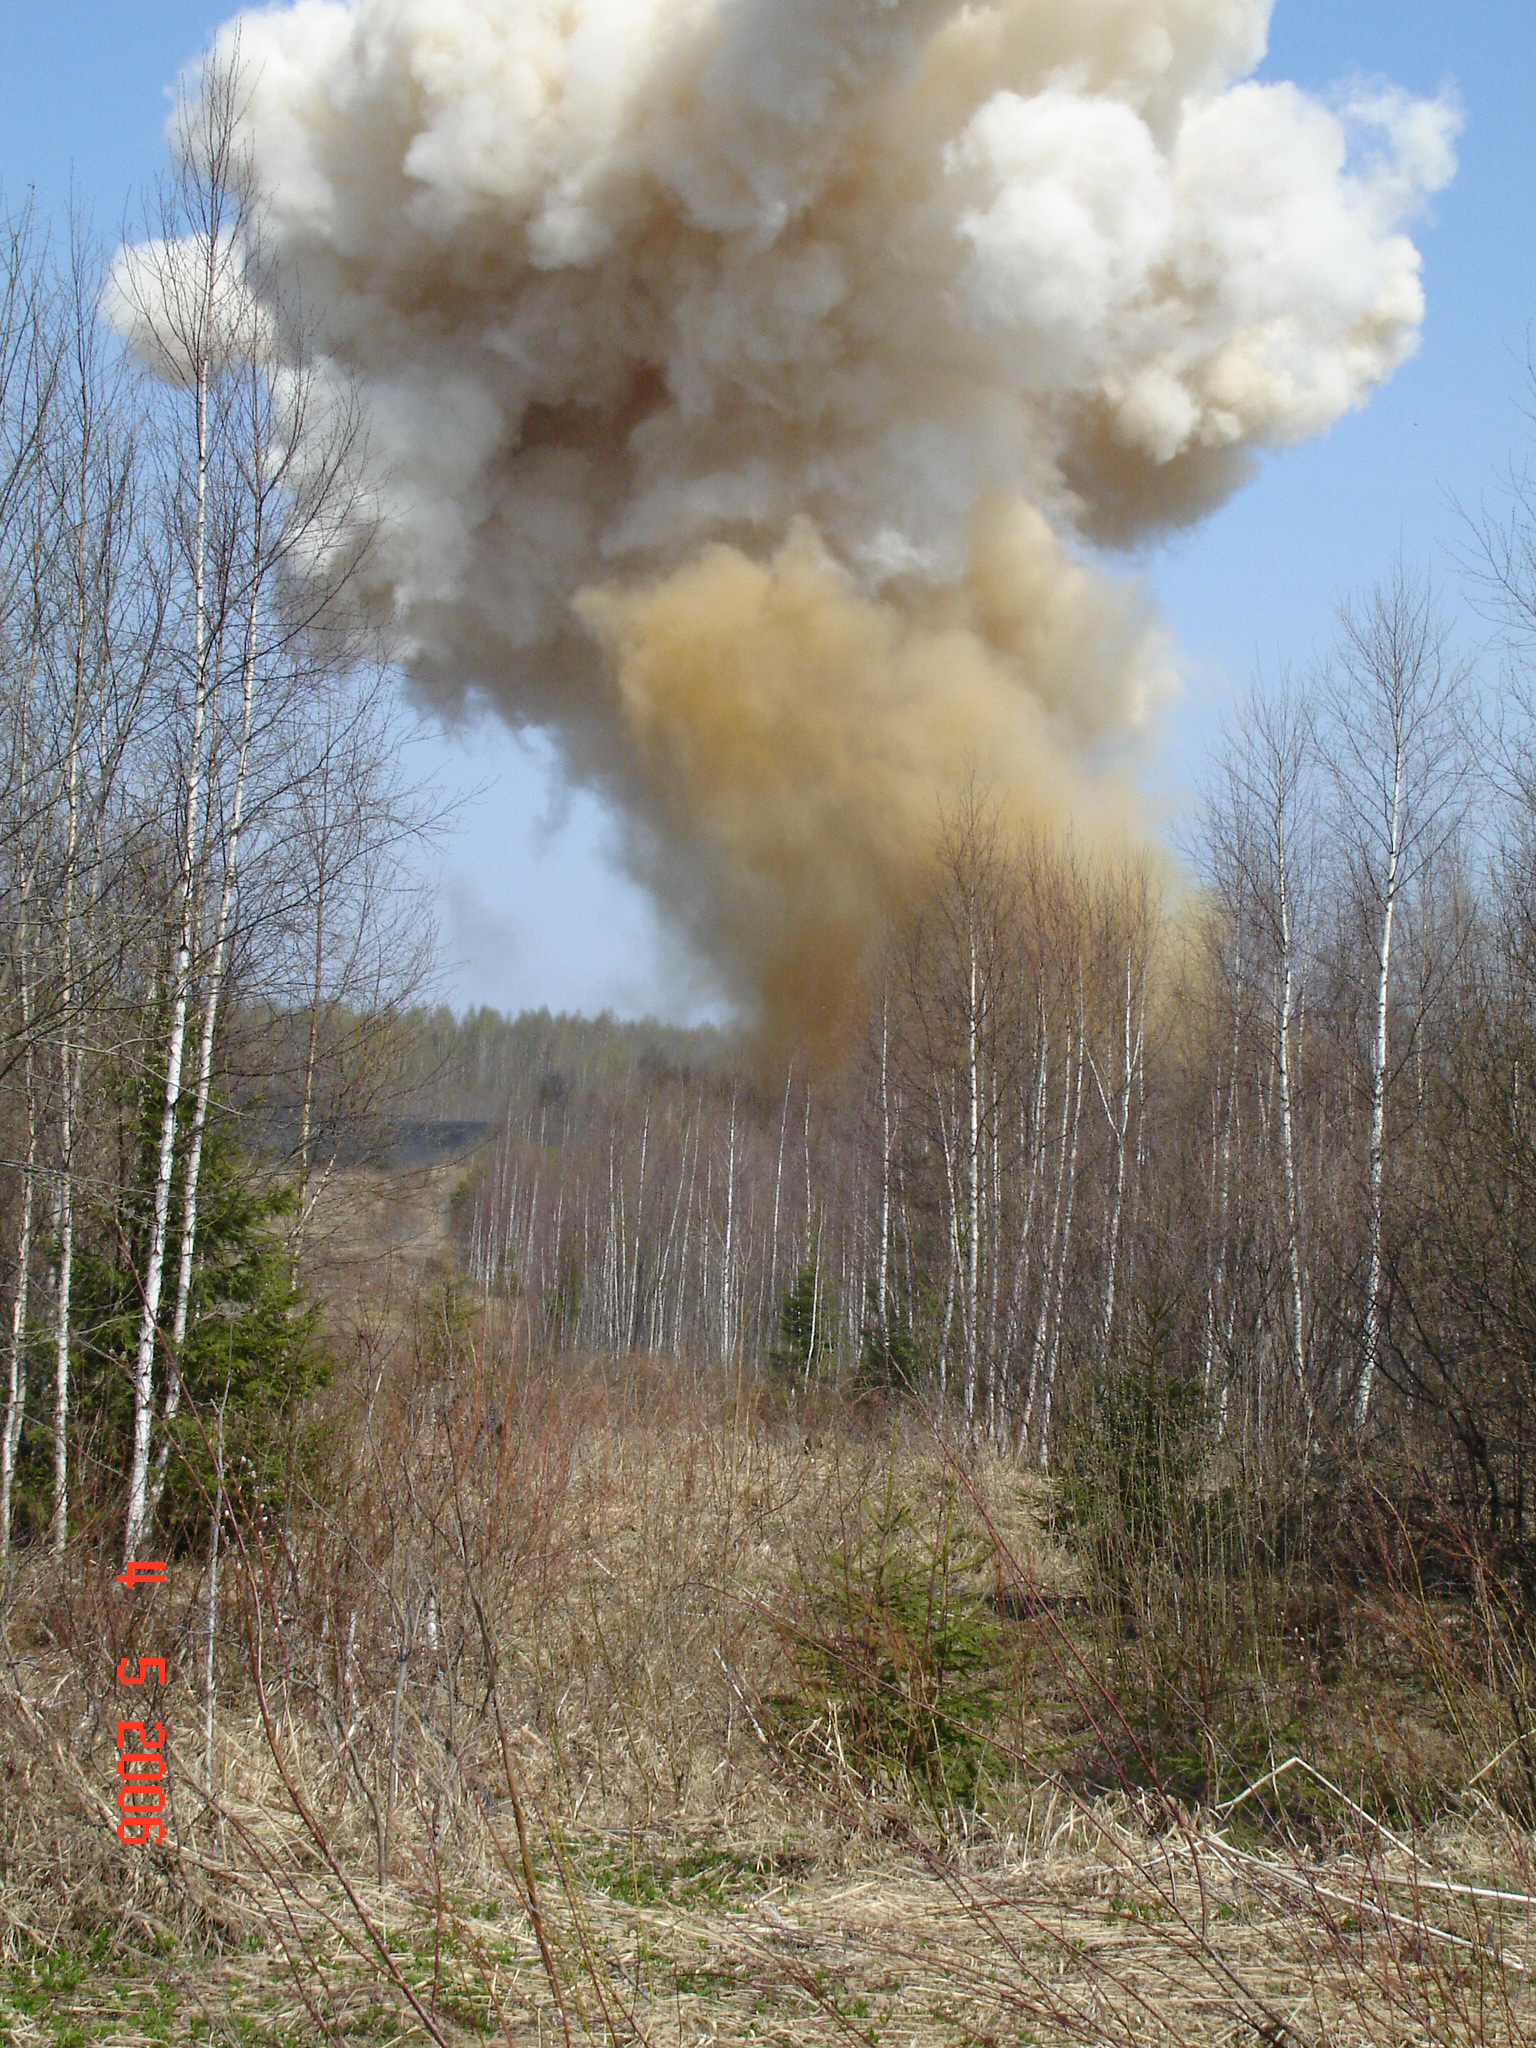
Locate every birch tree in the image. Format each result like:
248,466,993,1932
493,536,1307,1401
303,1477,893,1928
115,78,258,1558
0,695,37,1559
116,58,377,1554
1087,859,1155,1372
38,225,160,1549
1205,678,1319,1426
1323,568,1466,1434
0,206,62,1555
903,787,1013,1434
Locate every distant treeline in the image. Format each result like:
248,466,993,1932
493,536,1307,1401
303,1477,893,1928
388,1005,736,1127
223,1003,734,1168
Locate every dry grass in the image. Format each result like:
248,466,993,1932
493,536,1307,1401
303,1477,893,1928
3,1278,1535,2046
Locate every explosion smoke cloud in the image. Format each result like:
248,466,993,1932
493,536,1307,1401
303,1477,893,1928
117,0,1458,1037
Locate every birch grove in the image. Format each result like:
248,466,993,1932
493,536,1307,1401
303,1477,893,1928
0,72,435,1562
448,567,1535,1523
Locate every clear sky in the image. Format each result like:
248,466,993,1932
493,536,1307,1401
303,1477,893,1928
4,2,1533,1022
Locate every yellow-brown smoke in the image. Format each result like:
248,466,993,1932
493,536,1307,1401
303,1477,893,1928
578,505,1169,1034
116,0,1458,1039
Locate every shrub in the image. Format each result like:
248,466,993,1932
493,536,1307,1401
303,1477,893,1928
770,1256,837,1383
50,1108,331,1552
774,1451,1009,1814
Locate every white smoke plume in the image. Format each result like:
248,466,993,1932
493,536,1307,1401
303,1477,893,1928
124,0,1458,1038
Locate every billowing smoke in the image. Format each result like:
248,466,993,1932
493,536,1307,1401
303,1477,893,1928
124,0,1457,1037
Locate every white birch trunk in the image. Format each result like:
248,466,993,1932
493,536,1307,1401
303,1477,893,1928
149,551,261,1519
1023,1023,1073,1446
126,362,211,1561
674,1113,699,1356
729,1097,741,1368
1204,965,1242,1402
51,740,77,1553
1038,1021,1086,1472
1094,951,1143,1368
965,940,981,1431
2,1002,35,1561
769,1068,791,1319
1275,845,1312,1423
1355,754,1401,1431
1003,1006,1048,1431
877,996,890,1340
2,690,35,1561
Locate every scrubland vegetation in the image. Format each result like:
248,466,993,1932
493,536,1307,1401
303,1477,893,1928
8,80,1536,2048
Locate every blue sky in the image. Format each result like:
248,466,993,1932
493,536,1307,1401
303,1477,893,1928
4,2,1534,1021
1151,2,1536,810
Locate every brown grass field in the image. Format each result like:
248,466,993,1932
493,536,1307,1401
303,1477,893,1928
2,1164,1534,2048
